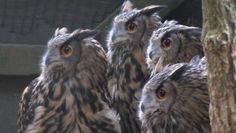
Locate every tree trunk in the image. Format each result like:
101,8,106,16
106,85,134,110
202,0,236,133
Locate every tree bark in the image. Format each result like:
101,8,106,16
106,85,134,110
202,0,236,133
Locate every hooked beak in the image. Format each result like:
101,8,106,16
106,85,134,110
111,31,128,43
153,56,164,74
140,103,145,113
149,51,155,60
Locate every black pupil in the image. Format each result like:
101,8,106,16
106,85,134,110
130,23,134,29
164,39,171,46
159,89,166,97
127,22,136,31
64,46,71,54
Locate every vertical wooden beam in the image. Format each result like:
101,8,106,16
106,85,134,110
202,0,236,132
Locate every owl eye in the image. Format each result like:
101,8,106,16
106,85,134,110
161,38,172,49
125,22,137,33
155,88,167,100
60,44,73,57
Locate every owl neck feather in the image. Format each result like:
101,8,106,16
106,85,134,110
32,54,118,132
39,62,109,124
108,41,149,132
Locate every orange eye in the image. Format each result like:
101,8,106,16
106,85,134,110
60,45,73,57
156,89,167,100
161,38,172,49
126,22,137,33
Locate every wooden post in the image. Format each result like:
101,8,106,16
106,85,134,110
202,0,236,132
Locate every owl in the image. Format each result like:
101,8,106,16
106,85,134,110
17,28,121,133
146,20,204,75
106,0,164,132
139,56,210,133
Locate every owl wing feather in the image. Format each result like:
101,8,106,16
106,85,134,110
17,78,40,133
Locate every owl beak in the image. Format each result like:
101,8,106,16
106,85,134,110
140,103,160,113
140,103,145,113
154,56,164,73
111,33,127,43
111,34,116,42
149,51,154,60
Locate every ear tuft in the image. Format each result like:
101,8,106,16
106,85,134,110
168,64,186,80
121,0,134,12
76,29,98,40
139,5,166,16
189,55,201,64
54,27,69,37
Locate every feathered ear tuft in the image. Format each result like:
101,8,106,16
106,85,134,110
180,26,202,41
54,27,69,37
168,64,186,81
139,5,166,16
190,56,207,69
189,55,201,65
75,29,98,40
121,0,134,12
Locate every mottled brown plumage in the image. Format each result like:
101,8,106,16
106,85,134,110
106,1,163,132
147,20,204,75
17,28,120,133
139,56,210,133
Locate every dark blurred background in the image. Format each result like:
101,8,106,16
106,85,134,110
0,0,201,132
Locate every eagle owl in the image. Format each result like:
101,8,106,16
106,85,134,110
106,0,164,132
139,56,211,133
17,28,121,133
146,20,204,75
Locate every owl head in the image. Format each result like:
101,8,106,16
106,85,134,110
146,20,204,74
41,28,106,76
139,56,210,132
107,0,164,49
